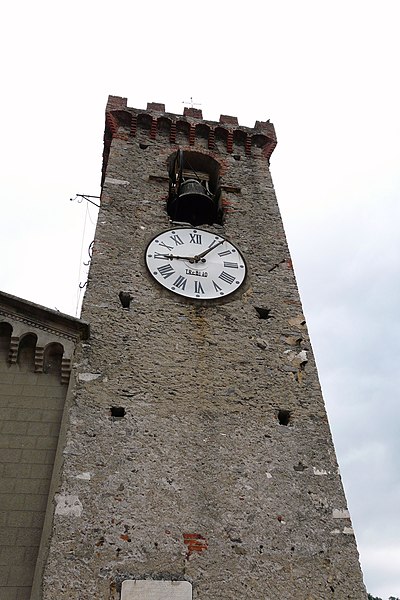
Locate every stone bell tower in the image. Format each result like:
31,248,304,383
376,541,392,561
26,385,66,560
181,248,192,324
36,96,367,599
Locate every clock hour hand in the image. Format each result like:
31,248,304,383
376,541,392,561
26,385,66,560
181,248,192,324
160,253,200,262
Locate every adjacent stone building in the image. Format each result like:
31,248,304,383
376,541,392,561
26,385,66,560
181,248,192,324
0,291,88,599
0,97,367,599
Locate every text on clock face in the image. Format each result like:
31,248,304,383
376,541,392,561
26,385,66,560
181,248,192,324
186,269,208,277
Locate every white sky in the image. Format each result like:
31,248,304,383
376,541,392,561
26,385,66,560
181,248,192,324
1,1,399,596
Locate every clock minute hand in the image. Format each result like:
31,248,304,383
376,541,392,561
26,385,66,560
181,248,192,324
194,239,224,261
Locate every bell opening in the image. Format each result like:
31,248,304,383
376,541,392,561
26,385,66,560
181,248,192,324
167,150,222,226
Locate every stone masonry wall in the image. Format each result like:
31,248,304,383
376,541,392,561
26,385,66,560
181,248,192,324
40,100,367,599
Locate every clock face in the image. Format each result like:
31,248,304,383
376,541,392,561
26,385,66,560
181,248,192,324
145,228,246,300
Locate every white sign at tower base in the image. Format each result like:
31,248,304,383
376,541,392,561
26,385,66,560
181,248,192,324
121,580,192,600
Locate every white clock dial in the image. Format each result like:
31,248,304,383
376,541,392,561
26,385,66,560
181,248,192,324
145,228,246,300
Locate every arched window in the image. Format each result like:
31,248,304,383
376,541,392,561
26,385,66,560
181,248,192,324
17,333,37,371
0,322,12,362
43,342,64,376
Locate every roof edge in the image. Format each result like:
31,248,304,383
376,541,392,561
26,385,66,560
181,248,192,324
0,290,90,340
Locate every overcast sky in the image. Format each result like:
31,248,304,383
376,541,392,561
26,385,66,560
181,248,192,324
1,1,399,596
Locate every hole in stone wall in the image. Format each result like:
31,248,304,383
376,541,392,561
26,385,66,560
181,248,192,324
139,143,149,149
278,409,291,426
255,307,272,319
233,154,241,161
110,407,126,418
293,461,307,472
119,291,133,309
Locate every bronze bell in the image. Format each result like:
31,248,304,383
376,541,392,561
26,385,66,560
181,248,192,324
169,178,217,226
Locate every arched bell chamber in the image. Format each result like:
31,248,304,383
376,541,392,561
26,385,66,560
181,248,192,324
167,150,222,226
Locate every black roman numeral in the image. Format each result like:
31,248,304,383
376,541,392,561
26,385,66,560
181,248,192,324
194,281,205,294
223,261,238,269
170,234,184,246
218,250,232,257
212,280,223,292
189,233,202,244
219,271,235,285
158,241,173,251
173,275,187,290
153,252,168,259
157,264,175,279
